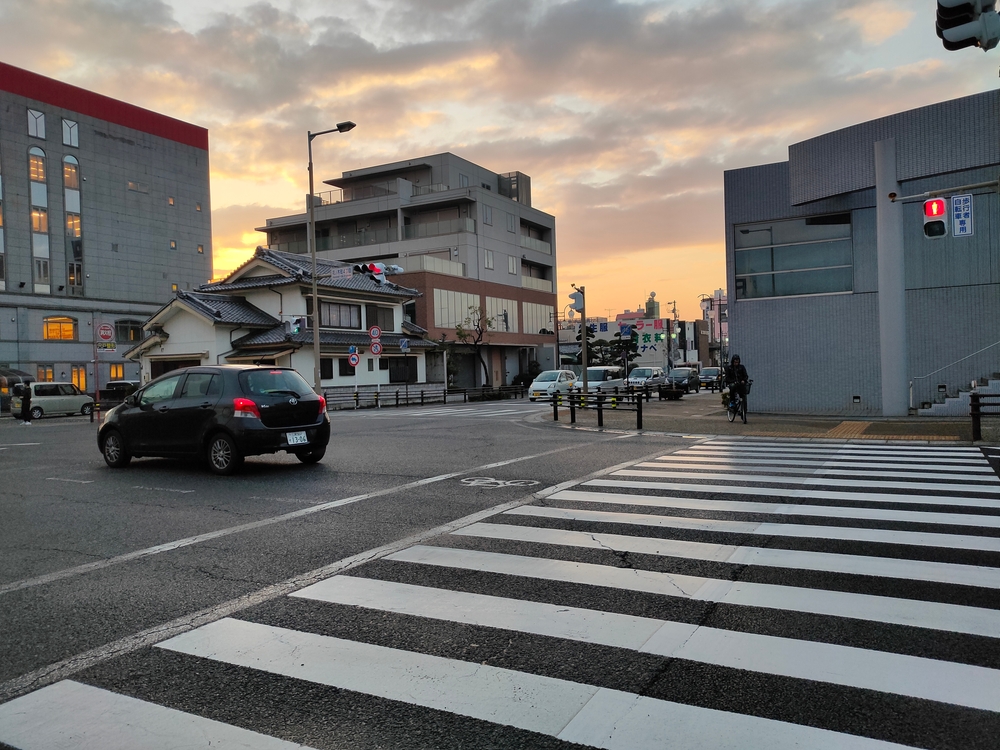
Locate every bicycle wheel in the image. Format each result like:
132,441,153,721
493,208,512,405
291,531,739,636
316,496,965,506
740,397,747,424
727,400,736,422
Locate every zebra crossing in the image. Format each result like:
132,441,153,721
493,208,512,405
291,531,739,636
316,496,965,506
2,439,999,748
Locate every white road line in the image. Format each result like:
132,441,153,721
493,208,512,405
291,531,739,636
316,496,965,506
44,477,94,485
701,441,979,452
0,680,313,750
296,576,1000,712
689,446,979,457
132,485,196,494
633,462,1000,482
0,442,42,447
389,546,1000,638
613,469,1000,495
586,478,1000,510
509,505,1000,553
548,488,1000,529
655,456,995,470
455,522,1000,589
159,618,914,750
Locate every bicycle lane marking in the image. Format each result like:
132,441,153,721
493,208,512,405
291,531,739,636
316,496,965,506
0,433,640,598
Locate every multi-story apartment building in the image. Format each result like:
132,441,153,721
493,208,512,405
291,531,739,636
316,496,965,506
0,62,212,398
261,153,557,387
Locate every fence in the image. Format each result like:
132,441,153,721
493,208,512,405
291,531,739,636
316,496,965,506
971,393,1000,441
322,384,526,410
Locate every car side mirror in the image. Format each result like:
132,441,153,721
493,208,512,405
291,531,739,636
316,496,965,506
125,394,138,407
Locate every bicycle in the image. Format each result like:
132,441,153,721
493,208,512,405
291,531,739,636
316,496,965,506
726,379,753,424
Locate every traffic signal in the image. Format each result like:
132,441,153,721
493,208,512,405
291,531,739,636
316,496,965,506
936,0,1000,51
923,198,948,238
291,317,306,334
568,290,584,313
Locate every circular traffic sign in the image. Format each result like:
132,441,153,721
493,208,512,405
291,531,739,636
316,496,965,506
368,325,382,340
97,323,115,341
370,341,383,356
348,353,360,367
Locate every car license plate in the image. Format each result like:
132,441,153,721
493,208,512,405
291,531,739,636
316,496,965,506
286,431,308,445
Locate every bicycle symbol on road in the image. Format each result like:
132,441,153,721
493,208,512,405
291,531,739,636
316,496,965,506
459,477,540,489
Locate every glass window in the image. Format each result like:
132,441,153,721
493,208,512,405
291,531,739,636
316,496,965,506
168,196,175,206
29,149,46,182
486,296,518,332
70,366,86,392
67,262,83,288
459,174,469,188
239,369,312,396
365,305,394,331
319,301,361,328
507,213,515,232
27,109,45,139
484,249,494,269
169,239,177,250
734,213,853,301
37,365,54,382
179,373,219,398
196,202,202,212
139,375,182,406
197,244,204,254
433,289,480,329
62,119,79,147
66,213,81,237
63,158,79,189
34,258,50,284
483,205,493,225
110,363,124,380
338,358,353,376
508,255,517,274
522,302,554,335
32,208,48,233
115,320,144,343
0,253,5,283
43,316,76,340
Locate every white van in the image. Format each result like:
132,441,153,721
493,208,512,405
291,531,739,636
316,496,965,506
11,382,94,420
581,366,626,391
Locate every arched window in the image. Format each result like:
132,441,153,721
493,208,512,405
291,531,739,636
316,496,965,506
28,147,45,183
43,316,77,340
63,156,79,190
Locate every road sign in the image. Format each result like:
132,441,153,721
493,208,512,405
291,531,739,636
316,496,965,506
97,323,115,341
399,338,410,352
952,194,974,237
348,345,357,354
370,341,383,356
369,325,382,340
96,342,117,352
620,324,632,337
348,353,360,367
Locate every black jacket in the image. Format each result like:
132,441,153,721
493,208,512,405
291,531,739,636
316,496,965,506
725,363,748,385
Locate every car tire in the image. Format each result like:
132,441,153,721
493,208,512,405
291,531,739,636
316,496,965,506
206,433,243,475
295,446,326,464
101,429,131,468
30,406,43,420
81,403,94,416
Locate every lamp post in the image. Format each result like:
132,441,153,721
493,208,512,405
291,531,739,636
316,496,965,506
307,121,356,394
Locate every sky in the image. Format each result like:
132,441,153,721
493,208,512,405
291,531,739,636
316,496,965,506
1,0,998,321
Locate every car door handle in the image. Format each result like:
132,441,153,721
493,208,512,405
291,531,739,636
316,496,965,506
200,402,213,408
156,405,170,412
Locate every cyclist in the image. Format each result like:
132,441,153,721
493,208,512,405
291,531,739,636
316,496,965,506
724,355,749,412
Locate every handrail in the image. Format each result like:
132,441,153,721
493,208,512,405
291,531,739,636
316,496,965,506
909,338,1000,409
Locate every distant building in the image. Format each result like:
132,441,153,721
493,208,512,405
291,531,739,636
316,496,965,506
261,153,557,388
725,90,1000,415
700,289,728,366
0,62,212,396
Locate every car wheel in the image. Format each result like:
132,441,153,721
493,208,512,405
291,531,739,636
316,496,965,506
81,403,93,416
101,429,131,468
30,406,43,420
206,433,243,475
295,446,326,464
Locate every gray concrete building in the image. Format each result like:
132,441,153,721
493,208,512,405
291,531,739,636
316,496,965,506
261,152,557,387
725,90,1000,416
0,62,212,397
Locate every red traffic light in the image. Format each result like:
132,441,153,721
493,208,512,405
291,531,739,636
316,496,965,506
924,198,947,217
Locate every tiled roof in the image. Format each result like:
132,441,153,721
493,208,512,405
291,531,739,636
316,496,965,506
403,319,428,335
233,326,436,350
251,248,421,298
197,274,299,293
177,291,279,327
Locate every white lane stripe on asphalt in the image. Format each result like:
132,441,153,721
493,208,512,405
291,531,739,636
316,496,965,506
585,478,1000,510
159,618,915,750
509,504,1000,553
613,469,1000,495
698,442,980,452
548,488,1000,529
688,447,979,457
655,456,995,470
0,680,313,750
454,522,1000,589
296,575,1000,712
634,462,1000,482
389,545,1000,638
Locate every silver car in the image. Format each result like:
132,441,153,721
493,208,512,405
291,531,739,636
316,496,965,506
528,370,578,401
11,382,94,420
626,366,667,388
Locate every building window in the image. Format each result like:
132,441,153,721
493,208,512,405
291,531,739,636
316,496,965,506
523,302,555,335
459,174,469,188
62,119,79,147
31,208,48,234
486,296,518,332
367,358,374,372
365,305,394,331
197,244,204,254
29,150,46,182
378,358,389,371
169,240,177,250
433,288,480,329
63,160,80,190
196,202,202,212
71,365,87,391
484,249,494,269
37,365,54,382
338,358,354,376
507,213,516,232
43,315,77,340
734,214,853,301
115,320,144,343
171,283,178,292
34,258,49,284
67,261,83,289
65,213,82,237
508,255,517,275
168,196,175,206
320,358,334,379
483,205,493,225
110,363,124,380
319,301,362,329
27,109,45,139
127,181,148,193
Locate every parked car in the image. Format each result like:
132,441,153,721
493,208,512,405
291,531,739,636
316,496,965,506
626,366,667,388
11,382,94,420
101,380,141,406
528,370,577,401
699,367,723,392
580,366,626,391
98,365,330,475
667,367,700,393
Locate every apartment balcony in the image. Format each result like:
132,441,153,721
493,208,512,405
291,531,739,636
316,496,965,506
400,254,466,278
410,183,451,197
521,275,553,293
317,181,398,206
402,217,476,240
269,227,397,255
519,234,551,255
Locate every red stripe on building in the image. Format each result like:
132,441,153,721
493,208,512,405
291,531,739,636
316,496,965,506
0,62,208,151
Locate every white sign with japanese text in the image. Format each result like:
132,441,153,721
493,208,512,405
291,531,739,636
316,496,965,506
952,194,973,237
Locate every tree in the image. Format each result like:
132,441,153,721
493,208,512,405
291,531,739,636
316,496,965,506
611,330,640,369
574,324,596,365
455,304,495,387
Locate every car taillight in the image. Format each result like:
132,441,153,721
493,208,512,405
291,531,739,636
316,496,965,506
317,395,327,414
233,397,261,419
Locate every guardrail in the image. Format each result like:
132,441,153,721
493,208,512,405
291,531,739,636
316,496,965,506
550,384,690,429
971,393,1000,441
322,385,527,410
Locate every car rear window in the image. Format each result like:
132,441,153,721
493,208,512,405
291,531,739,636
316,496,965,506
240,369,312,397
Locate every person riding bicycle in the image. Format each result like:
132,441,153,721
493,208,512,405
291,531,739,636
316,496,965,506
724,355,749,410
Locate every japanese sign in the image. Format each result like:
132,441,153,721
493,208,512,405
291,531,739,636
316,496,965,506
952,194,973,237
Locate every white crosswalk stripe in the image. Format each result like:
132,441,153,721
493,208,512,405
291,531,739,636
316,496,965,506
2,439,998,749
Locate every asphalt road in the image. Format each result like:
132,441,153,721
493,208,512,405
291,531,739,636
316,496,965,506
1,403,999,749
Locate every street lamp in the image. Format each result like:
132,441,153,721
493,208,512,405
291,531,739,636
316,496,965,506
307,120,356,394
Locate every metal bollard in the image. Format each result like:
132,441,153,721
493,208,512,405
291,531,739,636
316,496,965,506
374,391,380,408
972,392,981,441
552,393,559,421
463,390,468,403
569,392,577,424
645,385,650,402
421,390,425,406
597,394,604,427
395,390,400,407
354,391,359,409
637,392,643,430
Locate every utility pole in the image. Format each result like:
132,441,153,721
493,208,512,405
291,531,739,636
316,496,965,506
570,285,588,394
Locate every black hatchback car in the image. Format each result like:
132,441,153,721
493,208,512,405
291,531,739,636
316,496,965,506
98,365,330,475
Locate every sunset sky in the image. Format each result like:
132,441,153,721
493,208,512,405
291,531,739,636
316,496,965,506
1,0,997,321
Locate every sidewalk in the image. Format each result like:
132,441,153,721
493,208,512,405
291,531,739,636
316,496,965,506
540,390,976,443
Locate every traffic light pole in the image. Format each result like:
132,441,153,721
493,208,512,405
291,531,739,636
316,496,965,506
579,286,588,394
